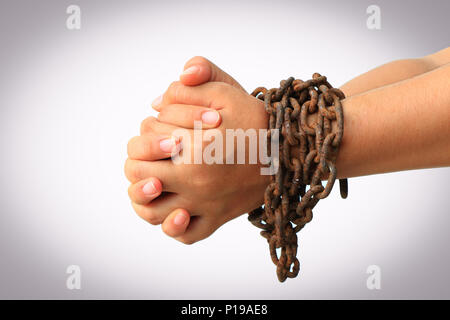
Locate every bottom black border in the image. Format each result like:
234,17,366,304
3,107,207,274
1,300,449,318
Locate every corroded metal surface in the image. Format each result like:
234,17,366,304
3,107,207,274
249,74,348,282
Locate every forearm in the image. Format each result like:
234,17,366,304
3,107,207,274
335,63,450,178
340,47,450,97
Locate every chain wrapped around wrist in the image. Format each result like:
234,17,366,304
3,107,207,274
248,73,348,282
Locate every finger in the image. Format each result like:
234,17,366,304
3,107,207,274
152,81,233,111
131,193,183,225
140,116,185,136
179,56,246,92
157,104,221,129
124,158,178,191
128,133,181,161
161,208,190,238
128,177,163,205
174,216,220,245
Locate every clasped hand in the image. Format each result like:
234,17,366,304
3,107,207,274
125,57,270,244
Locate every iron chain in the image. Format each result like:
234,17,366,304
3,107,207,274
248,73,348,282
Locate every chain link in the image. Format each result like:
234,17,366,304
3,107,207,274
248,73,348,282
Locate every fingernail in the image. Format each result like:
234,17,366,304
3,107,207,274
173,212,187,226
159,137,177,153
142,181,157,196
152,95,162,108
181,65,199,76
201,110,220,125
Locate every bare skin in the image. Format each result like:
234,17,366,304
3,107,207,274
340,47,450,96
126,83,269,244
125,48,450,244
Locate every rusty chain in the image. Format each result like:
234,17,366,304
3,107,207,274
248,73,348,282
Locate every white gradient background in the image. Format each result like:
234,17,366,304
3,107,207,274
0,0,449,299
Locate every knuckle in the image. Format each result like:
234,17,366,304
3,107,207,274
161,223,175,237
188,108,198,121
161,106,197,126
134,204,162,225
140,119,149,133
184,56,209,70
190,56,208,64
140,116,157,134
157,106,170,120
127,184,135,201
128,183,145,203
124,158,135,182
167,81,182,100
168,80,180,90
125,159,143,183
174,106,195,123
177,237,196,245
161,223,169,235
127,136,138,157
124,159,129,179
138,135,154,159
146,216,162,225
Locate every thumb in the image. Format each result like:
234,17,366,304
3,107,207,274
162,209,219,245
161,208,190,238
179,56,246,92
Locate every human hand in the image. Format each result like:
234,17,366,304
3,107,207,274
125,75,270,244
174,56,245,92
